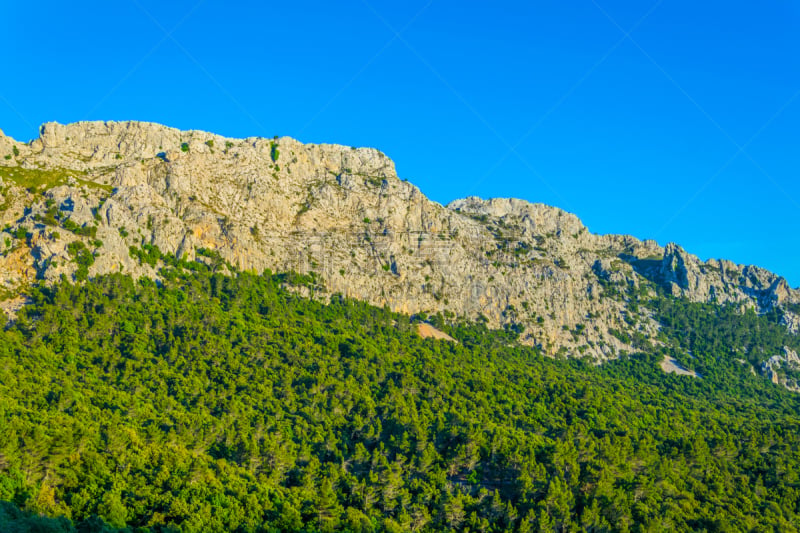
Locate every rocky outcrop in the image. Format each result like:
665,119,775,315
761,347,800,392
661,243,787,308
0,120,797,362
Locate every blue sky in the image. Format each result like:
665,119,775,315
2,1,799,286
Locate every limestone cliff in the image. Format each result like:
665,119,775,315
0,121,797,362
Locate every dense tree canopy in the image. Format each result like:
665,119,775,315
1,260,799,531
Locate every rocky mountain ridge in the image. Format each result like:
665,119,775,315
0,121,797,364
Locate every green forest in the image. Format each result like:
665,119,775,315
1,258,800,532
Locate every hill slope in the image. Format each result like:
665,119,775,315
1,265,800,531
1,122,800,530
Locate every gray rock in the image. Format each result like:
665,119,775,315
0,120,796,364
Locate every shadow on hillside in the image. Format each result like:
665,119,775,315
0,500,179,532
618,254,665,286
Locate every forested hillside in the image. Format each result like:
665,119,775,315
1,256,800,532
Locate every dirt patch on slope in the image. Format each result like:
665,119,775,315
416,323,457,343
660,356,700,378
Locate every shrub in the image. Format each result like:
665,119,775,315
129,244,162,267
181,143,189,153
61,219,97,238
67,241,94,281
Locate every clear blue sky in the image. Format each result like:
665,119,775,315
2,1,799,286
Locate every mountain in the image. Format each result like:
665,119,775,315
3,121,800,531
0,120,798,366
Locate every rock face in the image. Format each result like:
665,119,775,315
0,120,798,360
761,348,800,392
